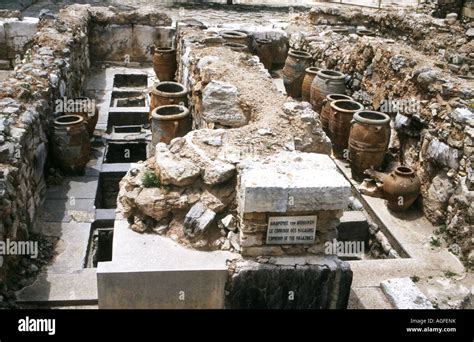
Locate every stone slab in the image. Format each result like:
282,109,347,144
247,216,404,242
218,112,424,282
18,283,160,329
348,287,394,309
238,152,351,214
381,277,434,309
45,177,99,200
16,269,98,306
97,219,237,309
43,222,91,274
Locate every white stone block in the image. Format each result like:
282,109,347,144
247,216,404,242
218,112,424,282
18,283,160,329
381,277,434,309
238,152,351,214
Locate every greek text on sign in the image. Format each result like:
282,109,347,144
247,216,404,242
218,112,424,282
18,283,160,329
266,216,317,245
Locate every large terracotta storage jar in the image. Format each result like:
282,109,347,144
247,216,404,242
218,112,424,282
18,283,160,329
320,93,353,138
328,99,364,159
282,50,312,98
255,38,273,70
301,67,320,103
153,47,177,81
52,115,91,173
150,82,188,119
348,110,391,182
151,105,192,145
310,69,346,113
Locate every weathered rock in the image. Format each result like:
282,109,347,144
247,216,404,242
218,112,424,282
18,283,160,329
426,138,461,169
202,160,236,185
183,202,216,241
381,278,434,309
202,80,247,127
228,231,240,251
219,214,237,232
155,143,200,186
423,173,455,223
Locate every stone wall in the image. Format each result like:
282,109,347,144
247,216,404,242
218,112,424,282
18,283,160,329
0,16,38,69
88,6,173,63
0,4,92,286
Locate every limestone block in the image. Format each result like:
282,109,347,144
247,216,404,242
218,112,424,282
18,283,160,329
238,152,351,214
381,278,434,309
202,80,247,127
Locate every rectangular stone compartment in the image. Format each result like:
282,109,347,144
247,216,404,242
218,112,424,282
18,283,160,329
113,125,143,134
86,220,114,268
106,111,149,133
95,172,126,209
113,73,148,88
110,90,147,107
104,141,147,164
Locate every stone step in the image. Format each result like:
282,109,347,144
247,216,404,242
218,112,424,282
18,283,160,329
16,269,98,307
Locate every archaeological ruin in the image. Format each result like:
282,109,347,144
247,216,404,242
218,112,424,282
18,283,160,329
0,0,473,314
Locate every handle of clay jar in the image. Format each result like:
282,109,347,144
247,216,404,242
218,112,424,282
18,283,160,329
173,121,179,136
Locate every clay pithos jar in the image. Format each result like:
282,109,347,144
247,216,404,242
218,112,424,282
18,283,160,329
150,82,188,120
301,67,320,103
328,99,364,159
320,93,353,138
220,30,248,47
68,97,98,137
153,47,177,81
52,115,91,173
331,26,349,35
310,69,346,113
151,105,191,145
348,110,391,182
366,166,421,212
282,50,312,98
223,42,249,53
255,38,273,70
356,29,375,37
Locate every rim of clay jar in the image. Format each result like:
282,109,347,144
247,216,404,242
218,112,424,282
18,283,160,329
305,67,320,75
223,42,248,51
54,115,84,126
152,81,188,97
152,105,190,121
332,26,349,33
326,93,353,102
353,110,390,125
221,30,248,39
395,166,415,176
330,99,364,113
288,50,312,59
357,29,375,36
317,69,345,80
256,38,272,45
155,47,175,54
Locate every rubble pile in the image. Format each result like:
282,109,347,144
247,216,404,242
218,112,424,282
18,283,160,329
117,27,333,253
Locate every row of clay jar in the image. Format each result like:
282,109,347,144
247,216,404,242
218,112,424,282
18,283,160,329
281,49,421,212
